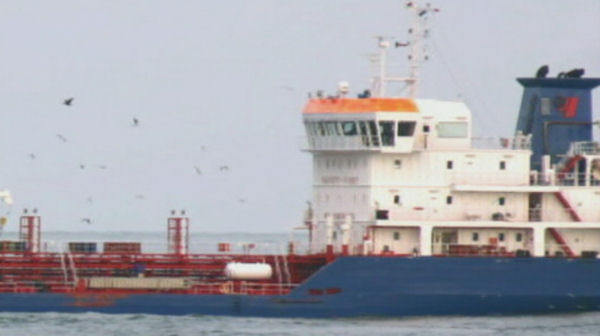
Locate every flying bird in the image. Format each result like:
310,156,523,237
135,194,145,200
56,134,67,142
219,165,229,172
28,153,36,160
194,166,202,175
81,218,92,224
63,97,74,106
132,117,140,126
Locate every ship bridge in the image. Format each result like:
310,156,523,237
302,97,471,153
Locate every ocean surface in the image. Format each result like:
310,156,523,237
1,312,600,336
1,231,599,336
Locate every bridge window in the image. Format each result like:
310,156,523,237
472,232,479,242
342,121,358,136
499,197,506,206
516,233,523,242
393,195,401,205
446,196,453,204
359,121,370,146
316,122,326,136
393,232,400,240
368,121,380,146
499,161,506,170
498,232,505,242
397,121,416,136
437,122,468,138
446,160,453,169
325,122,339,136
305,122,315,136
379,121,395,146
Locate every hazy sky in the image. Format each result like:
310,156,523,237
0,1,598,232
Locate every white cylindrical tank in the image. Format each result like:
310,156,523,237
224,262,273,280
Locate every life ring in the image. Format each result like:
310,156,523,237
220,281,232,295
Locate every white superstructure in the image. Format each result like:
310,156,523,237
300,3,600,259
302,96,600,258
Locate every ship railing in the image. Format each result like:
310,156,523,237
431,242,600,258
35,241,308,257
448,171,600,187
544,242,600,258
0,279,75,293
567,141,600,156
528,208,600,222
375,207,596,222
379,208,521,221
449,171,530,186
300,135,382,151
432,243,522,257
17,238,305,256
471,135,531,150
529,171,600,187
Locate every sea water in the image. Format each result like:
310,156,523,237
0,231,599,336
1,312,599,336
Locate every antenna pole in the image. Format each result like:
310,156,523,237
377,38,390,97
372,1,439,98
406,1,439,98
370,2,438,98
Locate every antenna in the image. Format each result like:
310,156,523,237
406,1,439,97
374,36,391,97
371,1,439,98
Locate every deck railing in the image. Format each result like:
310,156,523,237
567,141,600,156
431,242,599,258
373,207,594,222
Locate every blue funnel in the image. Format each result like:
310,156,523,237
515,77,600,170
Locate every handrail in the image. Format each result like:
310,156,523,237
369,207,596,222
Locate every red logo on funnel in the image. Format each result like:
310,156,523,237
558,96,579,118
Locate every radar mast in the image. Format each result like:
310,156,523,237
371,1,439,98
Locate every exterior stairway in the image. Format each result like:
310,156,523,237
551,192,579,257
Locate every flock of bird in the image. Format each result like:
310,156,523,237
535,65,585,79
24,97,244,225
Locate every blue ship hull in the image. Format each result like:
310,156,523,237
2,257,600,317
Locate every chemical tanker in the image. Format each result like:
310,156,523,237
1,3,600,317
